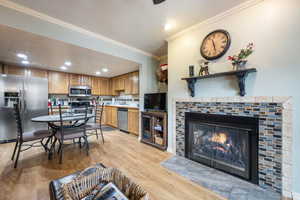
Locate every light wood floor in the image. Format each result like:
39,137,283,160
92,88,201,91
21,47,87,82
0,130,224,200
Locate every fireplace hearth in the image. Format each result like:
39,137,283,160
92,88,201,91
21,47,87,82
185,112,259,184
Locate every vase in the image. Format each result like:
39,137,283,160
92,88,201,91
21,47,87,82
232,60,247,70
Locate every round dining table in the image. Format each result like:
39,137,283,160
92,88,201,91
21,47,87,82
31,113,95,159
31,113,95,123
32,113,95,128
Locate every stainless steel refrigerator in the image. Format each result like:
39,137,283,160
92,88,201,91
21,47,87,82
0,74,48,142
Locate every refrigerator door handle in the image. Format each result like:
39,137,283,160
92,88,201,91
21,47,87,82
19,89,22,111
24,100,27,113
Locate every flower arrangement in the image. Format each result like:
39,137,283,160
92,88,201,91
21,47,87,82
228,43,254,69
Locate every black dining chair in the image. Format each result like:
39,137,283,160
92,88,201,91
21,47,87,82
11,103,53,168
54,104,89,164
85,103,105,143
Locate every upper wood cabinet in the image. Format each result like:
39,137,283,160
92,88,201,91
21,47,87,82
4,65,25,76
118,76,125,91
81,75,92,86
3,65,48,78
48,71,69,94
92,77,100,95
92,77,111,96
28,68,48,78
69,74,81,86
100,78,110,96
110,78,118,96
131,71,139,95
109,71,139,95
69,74,92,86
124,74,131,94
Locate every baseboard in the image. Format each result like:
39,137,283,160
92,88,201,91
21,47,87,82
293,192,300,200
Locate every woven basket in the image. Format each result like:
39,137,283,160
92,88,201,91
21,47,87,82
62,167,150,200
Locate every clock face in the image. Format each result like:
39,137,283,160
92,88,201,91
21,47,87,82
200,30,231,60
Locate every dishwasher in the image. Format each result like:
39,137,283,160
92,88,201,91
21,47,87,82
118,108,128,133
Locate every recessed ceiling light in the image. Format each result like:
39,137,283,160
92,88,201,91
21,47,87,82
102,68,108,72
65,61,72,66
61,66,67,70
21,60,29,65
17,53,28,59
164,22,175,31
96,71,101,75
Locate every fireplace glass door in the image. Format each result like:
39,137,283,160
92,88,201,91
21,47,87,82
188,122,250,180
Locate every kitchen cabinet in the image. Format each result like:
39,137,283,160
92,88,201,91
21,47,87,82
100,78,110,96
131,71,139,95
124,74,131,94
69,74,92,86
110,72,139,95
92,77,100,95
118,76,125,91
111,107,118,127
105,107,112,125
128,108,139,136
81,75,92,86
92,77,110,96
4,65,48,78
110,79,118,96
28,68,48,78
48,71,69,94
4,65,25,76
105,106,118,127
69,74,81,86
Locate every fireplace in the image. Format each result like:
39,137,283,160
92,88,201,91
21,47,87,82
185,112,259,184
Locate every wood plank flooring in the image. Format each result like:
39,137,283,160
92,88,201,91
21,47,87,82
0,130,224,200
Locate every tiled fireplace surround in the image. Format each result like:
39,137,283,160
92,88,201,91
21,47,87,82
173,97,293,198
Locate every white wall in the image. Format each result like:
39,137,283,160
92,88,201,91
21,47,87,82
167,0,300,194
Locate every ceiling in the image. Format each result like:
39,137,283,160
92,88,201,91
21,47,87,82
9,0,250,56
0,24,139,77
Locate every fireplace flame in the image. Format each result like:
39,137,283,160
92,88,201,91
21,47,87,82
211,133,228,144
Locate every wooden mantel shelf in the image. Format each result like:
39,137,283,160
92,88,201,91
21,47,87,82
181,68,257,97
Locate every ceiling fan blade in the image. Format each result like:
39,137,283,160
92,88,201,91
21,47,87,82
153,0,166,5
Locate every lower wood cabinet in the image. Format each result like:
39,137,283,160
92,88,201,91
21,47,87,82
105,106,118,128
128,108,139,136
111,107,118,127
105,107,112,125
102,106,139,136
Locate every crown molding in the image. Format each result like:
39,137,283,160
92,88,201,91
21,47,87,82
167,0,265,42
0,0,159,60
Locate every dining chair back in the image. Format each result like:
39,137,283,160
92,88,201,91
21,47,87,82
13,103,23,141
11,103,52,168
56,104,90,164
85,103,105,143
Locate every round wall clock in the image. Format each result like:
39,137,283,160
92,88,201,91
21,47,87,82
200,29,231,60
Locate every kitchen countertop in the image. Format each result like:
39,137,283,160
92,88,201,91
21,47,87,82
50,105,70,109
50,105,139,109
105,105,139,109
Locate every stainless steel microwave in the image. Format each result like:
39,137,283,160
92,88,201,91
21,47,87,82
69,86,92,97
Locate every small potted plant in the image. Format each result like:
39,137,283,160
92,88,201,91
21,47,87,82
228,43,254,70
